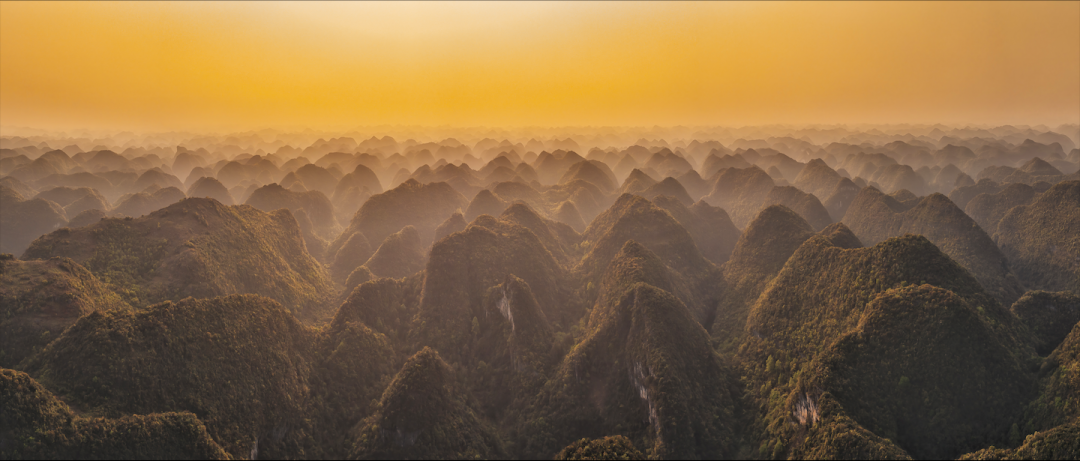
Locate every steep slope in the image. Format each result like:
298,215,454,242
555,435,645,460
763,185,833,231
639,177,693,205
464,189,509,222
1016,323,1080,435
111,187,186,218
559,160,617,193
959,418,1080,460
994,180,1080,293
348,347,505,459
553,200,587,233
1009,290,1080,355
0,256,129,368
432,211,467,242
964,182,1037,234
577,194,721,323
843,188,1025,304
23,198,334,322
711,205,815,348
500,202,579,266
329,231,373,284
21,295,316,459
1,186,67,256
245,183,340,240
186,176,235,206
652,196,741,266
1,368,229,460
520,242,737,459
823,177,861,222
307,321,396,458
413,216,578,359
334,179,467,251
705,166,776,229
740,235,1036,459
362,225,426,279
818,222,863,249
793,158,845,201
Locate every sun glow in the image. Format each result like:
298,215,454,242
1,1,1077,132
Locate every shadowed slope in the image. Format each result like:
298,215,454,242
994,180,1080,293
348,347,505,460
521,241,737,459
21,294,317,459
843,188,1025,305
1,368,229,460
740,235,1036,459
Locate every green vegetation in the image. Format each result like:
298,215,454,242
555,435,646,460
0,256,130,368
843,187,1025,305
1009,290,1080,355
959,418,1080,460
1,368,229,460
739,234,1037,459
348,347,506,459
577,194,721,324
519,242,737,459
994,180,1079,293
23,198,335,322
336,179,468,250
363,225,426,279
711,204,815,351
20,294,317,459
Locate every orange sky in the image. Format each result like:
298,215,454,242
1,1,1078,133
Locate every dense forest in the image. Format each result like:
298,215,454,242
2,124,1079,459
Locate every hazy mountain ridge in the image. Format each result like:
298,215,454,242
3,126,1079,459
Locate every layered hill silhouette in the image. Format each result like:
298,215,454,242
740,234,1036,459
20,295,316,459
361,225,426,279
348,347,505,459
333,179,467,255
994,180,1079,293
0,255,130,368
964,182,1037,235
1,368,229,460
3,128,1078,460
843,187,1025,304
0,185,67,256
413,214,578,360
577,194,721,323
521,242,737,459
705,166,776,228
652,196,741,265
23,198,334,322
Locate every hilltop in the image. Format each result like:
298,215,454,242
1,368,229,460
520,242,737,459
23,198,335,322
577,194,721,323
994,180,1079,293
0,256,129,368
740,235,1036,459
20,294,316,459
348,347,505,459
333,179,467,252
843,188,1025,304
1,185,67,256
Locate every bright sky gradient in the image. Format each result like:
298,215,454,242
2,1,1078,132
